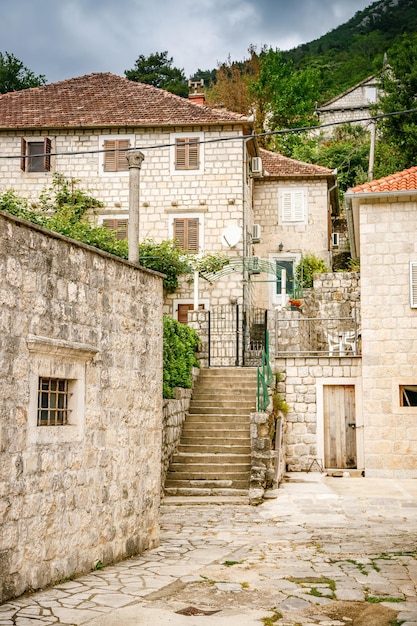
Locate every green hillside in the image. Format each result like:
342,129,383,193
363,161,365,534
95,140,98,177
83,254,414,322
283,0,417,103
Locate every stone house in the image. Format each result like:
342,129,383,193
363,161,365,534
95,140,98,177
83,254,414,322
0,73,339,325
315,74,380,132
0,210,163,602
345,166,417,477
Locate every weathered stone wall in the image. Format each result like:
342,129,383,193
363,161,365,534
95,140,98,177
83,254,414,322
0,212,163,602
275,356,362,472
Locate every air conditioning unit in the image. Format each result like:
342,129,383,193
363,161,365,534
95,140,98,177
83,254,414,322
251,157,262,176
252,224,261,243
331,232,340,247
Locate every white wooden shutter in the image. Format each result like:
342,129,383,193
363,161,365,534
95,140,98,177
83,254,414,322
410,262,417,308
279,189,306,223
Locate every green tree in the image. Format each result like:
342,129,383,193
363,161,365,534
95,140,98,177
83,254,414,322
0,51,46,94
373,34,417,174
292,124,370,199
125,51,188,97
251,48,320,155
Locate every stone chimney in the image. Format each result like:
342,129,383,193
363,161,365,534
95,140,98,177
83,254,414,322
188,79,205,105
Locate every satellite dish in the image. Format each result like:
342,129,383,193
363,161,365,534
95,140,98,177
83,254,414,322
221,225,242,248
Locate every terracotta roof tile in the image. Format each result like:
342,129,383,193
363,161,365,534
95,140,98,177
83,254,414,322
259,147,333,178
0,73,248,129
348,166,417,194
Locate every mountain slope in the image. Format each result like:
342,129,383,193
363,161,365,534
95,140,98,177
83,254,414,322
283,0,417,102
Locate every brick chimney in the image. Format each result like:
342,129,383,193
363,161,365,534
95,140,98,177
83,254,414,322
188,79,205,106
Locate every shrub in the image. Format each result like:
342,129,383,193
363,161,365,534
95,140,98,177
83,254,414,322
296,254,329,289
163,316,200,398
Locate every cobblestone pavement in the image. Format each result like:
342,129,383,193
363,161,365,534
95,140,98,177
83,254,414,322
2,473,417,625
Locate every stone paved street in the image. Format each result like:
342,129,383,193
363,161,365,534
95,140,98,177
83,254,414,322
2,473,417,625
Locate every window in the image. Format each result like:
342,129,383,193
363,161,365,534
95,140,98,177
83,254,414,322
170,132,204,175
27,335,98,444
173,217,200,252
103,139,130,172
21,137,51,172
400,385,417,407
175,137,200,170
279,188,307,223
103,218,128,240
37,377,70,426
177,303,205,325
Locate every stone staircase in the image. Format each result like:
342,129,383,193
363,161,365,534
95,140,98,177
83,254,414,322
164,367,257,497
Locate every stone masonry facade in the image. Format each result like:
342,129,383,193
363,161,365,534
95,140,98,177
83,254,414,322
0,126,252,317
0,211,163,602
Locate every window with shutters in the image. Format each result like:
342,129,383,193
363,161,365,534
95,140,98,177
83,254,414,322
410,262,417,308
177,303,205,325
99,135,134,175
170,132,204,175
21,137,52,172
103,139,130,172
175,137,200,170
102,218,128,240
173,217,200,252
279,188,307,224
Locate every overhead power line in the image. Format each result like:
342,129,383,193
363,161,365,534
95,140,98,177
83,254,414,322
1,107,416,161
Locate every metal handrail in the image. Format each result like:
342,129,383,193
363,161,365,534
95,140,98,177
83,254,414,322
257,330,274,411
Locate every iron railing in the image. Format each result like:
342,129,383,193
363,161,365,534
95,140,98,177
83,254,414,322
274,313,361,357
257,330,274,411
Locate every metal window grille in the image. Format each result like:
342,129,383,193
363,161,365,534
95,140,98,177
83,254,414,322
37,377,70,426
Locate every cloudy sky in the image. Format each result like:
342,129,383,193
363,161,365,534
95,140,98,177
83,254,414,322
1,0,374,84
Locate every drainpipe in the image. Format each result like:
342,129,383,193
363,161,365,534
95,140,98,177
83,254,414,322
127,150,145,264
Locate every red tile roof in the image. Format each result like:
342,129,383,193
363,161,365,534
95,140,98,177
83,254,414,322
348,166,417,194
0,73,248,130
259,147,333,178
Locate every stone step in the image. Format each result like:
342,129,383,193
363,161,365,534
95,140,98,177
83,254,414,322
166,466,250,479
189,399,255,409
184,412,250,422
172,452,251,465
164,478,249,490
188,406,254,415
163,487,249,498
178,443,251,453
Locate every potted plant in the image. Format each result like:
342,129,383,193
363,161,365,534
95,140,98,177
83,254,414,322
288,298,302,310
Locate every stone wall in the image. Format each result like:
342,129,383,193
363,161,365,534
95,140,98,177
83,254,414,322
275,356,362,472
358,196,417,476
0,212,163,602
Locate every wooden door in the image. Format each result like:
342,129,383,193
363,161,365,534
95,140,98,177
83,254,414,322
177,303,204,325
323,385,357,468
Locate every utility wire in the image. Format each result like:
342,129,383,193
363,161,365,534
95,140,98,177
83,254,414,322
2,106,417,161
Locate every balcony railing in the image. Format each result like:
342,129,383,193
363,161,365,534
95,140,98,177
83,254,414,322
274,313,361,357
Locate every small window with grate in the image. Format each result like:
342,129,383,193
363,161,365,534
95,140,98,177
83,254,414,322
37,377,71,426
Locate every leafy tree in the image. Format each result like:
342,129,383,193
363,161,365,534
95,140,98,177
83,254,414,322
206,46,261,115
251,48,320,155
373,34,417,174
125,51,188,97
0,51,46,94
292,124,370,199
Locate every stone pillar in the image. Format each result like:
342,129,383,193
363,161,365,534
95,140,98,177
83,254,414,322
127,150,145,264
